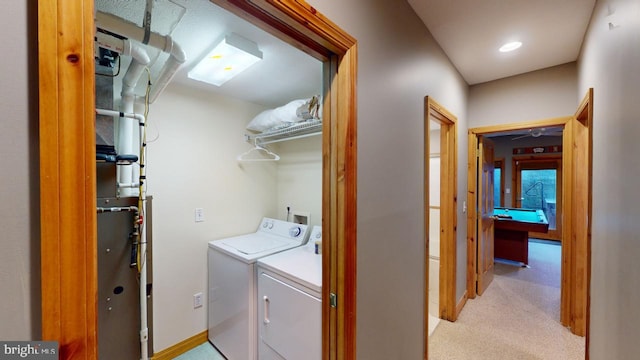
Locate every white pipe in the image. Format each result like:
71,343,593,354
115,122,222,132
96,107,146,198
95,11,186,103
96,206,139,213
122,40,151,96
120,44,149,198
148,39,183,103
94,31,150,197
96,108,149,360
96,108,145,127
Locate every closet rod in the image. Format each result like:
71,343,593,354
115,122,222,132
255,131,321,145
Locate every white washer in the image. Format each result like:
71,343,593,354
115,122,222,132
208,218,310,360
256,225,322,360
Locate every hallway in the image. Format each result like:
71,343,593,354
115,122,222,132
429,240,585,359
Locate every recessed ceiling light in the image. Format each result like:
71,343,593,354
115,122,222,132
499,41,522,53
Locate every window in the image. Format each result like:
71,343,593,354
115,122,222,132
493,159,505,207
513,156,562,241
521,169,557,229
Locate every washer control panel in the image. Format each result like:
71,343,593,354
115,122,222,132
258,217,309,244
289,226,303,238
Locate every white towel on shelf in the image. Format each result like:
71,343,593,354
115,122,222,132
246,97,320,133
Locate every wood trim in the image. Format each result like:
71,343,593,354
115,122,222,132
423,100,429,360
441,102,458,322
151,331,208,360
582,88,593,358
336,46,358,360
322,57,337,359
561,88,593,339
567,88,592,338
560,121,574,328
468,117,571,135
39,0,60,342
212,0,355,59
40,1,357,359
466,132,479,299
424,97,458,359
39,0,98,359
455,290,468,319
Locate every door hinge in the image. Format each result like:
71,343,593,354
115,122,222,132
329,293,337,308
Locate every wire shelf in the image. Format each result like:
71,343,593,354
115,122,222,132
251,119,322,145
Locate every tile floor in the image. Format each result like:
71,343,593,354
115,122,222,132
173,342,224,360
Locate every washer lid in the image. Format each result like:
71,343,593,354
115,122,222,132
223,236,288,255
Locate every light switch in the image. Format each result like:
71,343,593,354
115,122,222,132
195,208,204,222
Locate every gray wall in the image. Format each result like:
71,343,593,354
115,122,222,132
306,1,469,358
0,2,40,340
578,0,640,358
469,62,578,125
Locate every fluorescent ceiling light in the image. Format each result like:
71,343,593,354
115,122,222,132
188,33,263,86
499,41,522,53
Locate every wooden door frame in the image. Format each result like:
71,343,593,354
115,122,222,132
38,1,357,359
562,89,593,341
467,116,569,301
423,97,458,359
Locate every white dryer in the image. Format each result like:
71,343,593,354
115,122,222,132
208,218,310,360
256,225,322,360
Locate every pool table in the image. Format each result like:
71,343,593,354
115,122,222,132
492,207,549,265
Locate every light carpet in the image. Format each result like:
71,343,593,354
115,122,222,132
429,240,585,360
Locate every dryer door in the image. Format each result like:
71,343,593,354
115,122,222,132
258,272,321,360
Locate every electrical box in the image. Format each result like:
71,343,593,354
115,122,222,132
291,210,310,225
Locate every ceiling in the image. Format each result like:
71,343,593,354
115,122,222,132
95,0,596,107
95,0,323,108
407,0,596,85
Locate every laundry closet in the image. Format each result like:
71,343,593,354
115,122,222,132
93,0,323,358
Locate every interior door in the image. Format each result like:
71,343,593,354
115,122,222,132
560,88,593,337
476,136,495,295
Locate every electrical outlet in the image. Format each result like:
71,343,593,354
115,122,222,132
193,292,203,308
195,208,204,222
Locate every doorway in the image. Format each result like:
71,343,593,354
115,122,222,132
423,97,458,357
37,1,357,359
466,88,593,356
